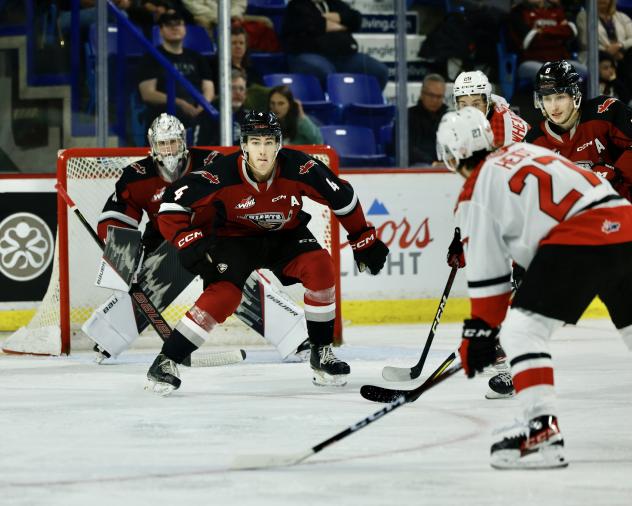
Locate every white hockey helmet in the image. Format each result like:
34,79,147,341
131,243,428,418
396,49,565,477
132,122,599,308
436,107,494,172
148,113,189,183
453,71,492,113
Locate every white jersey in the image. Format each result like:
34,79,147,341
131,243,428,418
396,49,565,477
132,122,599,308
489,94,530,148
455,142,630,319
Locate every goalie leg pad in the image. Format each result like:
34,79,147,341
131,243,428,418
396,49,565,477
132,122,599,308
236,271,308,359
82,291,139,358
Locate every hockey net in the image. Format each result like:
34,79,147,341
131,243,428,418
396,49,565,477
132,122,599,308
3,146,341,355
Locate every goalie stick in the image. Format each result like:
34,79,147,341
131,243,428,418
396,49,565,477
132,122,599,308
55,183,245,368
362,351,457,403
381,263,458,382
230,359,462,471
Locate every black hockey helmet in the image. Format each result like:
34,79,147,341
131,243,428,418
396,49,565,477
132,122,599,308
239,110,282,143
534,60,582,111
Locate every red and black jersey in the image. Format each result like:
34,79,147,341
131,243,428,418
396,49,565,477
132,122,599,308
96,148,222,241
525,95,632,199
157,148,369,249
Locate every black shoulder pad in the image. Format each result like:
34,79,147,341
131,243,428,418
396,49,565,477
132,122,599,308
119,156,157,183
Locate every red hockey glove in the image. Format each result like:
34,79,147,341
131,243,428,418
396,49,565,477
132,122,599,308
348,226,389,275
459,318,500,378
446,227,465,268
175,230,215,277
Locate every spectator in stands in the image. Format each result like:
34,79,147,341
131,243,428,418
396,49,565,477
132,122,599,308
182,0,277,49
576,0,632,89
281,0,389,90
138,10,215,145
210,69,248,145
58,0,131,37
268,85,323,145
509,0,587,83
401,73,447,166
598,51,631,105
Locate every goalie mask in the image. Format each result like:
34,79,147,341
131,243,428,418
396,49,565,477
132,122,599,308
453,71,492,115
534,60,583,114
436,107,494,172
148,113,189,183
239,110,282,164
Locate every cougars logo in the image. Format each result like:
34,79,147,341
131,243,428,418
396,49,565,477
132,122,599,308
130,162,145,175
200,171,220,184
597,97,617,114
203,150,221,166
298,160,317,175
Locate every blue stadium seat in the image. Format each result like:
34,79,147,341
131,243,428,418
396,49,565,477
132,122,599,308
342,103,395,139
263,73,325,101
327,73,395,137
618,0,632,17
247,0,287,15
250,52,287,76
320,126,389,168
327,73,386,106
264,73,342,125
152,25,216,57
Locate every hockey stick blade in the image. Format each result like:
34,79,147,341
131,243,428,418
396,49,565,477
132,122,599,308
362,352,457,403
230,449,314,471
190,349,246,368
381,263,459,382
231,362,461,471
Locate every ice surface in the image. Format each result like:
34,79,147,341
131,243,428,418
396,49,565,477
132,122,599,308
1,320,631,506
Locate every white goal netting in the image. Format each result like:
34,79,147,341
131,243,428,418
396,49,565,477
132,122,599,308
3,146,341,355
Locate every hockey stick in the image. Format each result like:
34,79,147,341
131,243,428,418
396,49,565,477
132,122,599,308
55,183,245,368
231,360,462,470
362,350,457,403
381,263,459,382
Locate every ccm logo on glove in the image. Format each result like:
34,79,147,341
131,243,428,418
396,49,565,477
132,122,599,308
177,230,203,248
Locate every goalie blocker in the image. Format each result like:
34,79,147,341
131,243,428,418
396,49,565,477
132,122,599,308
84,227,308,361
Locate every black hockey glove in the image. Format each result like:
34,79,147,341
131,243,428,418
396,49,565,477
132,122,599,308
141,222,165,256
459,318,500,378
348,226,389,275
177,233,215,277
594,162,625,192
446,227,465,269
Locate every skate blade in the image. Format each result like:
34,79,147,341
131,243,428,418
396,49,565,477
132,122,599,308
490,448,568,470
94,353,107,365
144,379,177,397
312,370,348,387
485,389,515,400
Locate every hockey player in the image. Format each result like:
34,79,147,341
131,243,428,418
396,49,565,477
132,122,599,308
453,70,530,148
86,113,310,363
437,107,632,469
147,110,389,395
526,59,632,201
452,70,530,398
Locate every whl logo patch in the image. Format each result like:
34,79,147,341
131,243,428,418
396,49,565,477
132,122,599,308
235,196,256,209
602,219,620,234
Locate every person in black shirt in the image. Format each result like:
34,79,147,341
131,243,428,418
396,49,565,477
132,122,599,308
403,73,448,165
138,11,215,144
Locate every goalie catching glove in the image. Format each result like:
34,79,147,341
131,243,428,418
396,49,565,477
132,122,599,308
459,318,500,378
348,226,389,275
176,231,215,277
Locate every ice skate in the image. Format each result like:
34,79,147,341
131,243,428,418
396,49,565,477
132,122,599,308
93,343,111,364
310,344,350,386
145,353,181,396
294,339,311,362
485,371,515,399
490,415,567,469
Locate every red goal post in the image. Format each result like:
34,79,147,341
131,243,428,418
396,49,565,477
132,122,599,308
4,145,342,356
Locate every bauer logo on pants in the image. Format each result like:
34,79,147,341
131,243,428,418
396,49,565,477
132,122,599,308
0,212,54,281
